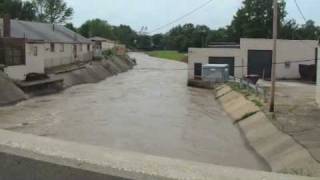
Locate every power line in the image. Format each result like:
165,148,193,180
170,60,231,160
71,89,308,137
293,0,307,22
134,58,320,71
288,0,318,49
148,0,214,34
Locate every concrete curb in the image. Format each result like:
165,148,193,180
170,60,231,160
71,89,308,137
0,129,317,180
214,85,320,177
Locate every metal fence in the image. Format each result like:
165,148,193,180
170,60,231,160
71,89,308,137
229,77,268,102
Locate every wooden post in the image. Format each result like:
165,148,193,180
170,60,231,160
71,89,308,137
269,0,278,112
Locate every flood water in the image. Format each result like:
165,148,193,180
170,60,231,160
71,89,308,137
0,53,268,171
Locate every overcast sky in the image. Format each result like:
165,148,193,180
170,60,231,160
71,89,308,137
65,0,320,34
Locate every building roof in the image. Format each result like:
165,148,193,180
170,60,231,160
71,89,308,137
208,45,241,49
89,36,115,43
3,19,91,44
208,42,240,49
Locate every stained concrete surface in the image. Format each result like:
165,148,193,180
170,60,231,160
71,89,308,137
259,81,320,164
0,53,268,171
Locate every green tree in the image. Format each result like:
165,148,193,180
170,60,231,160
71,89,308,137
296,20,320,40
191,25,210,47
113,25,138,48
228,0,286,41
0,0,36,20
151,34,165,50
65,23,77,32
78,19,114,39
32,0,73,23
136,35,152,50
206,28,231,43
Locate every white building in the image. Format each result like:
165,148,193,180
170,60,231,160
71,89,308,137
90,36,117,51
0,17,93,81
188,38,318,81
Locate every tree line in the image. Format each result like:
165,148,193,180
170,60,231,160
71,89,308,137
0,0,73,23
150,0,320,52
1,0,319,51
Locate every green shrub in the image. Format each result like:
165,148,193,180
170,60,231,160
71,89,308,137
102,49,116,59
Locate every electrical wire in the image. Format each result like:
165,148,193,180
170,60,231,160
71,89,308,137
148,0,214,34
134,58,320,71
293,0,307,22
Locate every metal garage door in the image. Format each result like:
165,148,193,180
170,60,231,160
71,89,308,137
209,57,235,76
248,50,272,79
194,63,202,79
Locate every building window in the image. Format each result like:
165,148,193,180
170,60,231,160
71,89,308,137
0,48,25,66
33,46,38,56
87,44,90,51
50,43,55,52
60,44,64,52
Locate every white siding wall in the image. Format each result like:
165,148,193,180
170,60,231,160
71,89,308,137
40,43,92,69
101,41,115,50
188,48,241,80
4,65,27,80
5,43,93,80
241,38,318,79
188,38,318,80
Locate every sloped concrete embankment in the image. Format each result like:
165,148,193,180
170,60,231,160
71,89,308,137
0,129,317,180
53,56,134,88
215,85,320,177
0,71,27,106
0,56,134,106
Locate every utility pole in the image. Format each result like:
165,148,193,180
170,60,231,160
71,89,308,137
269,0,278,112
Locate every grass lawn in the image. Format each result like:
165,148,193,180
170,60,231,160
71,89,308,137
147,51,187,62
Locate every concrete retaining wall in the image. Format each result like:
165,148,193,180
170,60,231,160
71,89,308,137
215,85,320,177
0,56,135,106
0,129,316,180
56,56,134,88
0,71,27,106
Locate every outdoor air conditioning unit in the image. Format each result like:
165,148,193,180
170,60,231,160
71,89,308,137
202,64,229,83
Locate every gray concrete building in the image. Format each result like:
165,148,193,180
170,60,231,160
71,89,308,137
188,38,318,81
0,17,93,81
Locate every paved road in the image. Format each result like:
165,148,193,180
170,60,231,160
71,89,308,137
0,53,268,171
260,80,320,163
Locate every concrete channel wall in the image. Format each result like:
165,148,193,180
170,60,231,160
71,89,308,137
0,129,317,180
0,56,135,106
215,85,320,177
0,71,27,106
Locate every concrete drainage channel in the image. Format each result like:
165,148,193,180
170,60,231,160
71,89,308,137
214,84,320,177
0,56,135,106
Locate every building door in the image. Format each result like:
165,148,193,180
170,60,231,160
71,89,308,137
248,50,272,79
73,45,77,59
194,63,202,79
209,57,235,76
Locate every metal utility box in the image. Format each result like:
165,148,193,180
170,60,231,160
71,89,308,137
202,64,229,83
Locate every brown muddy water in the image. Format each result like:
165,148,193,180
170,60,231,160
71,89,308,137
0,53,268,171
